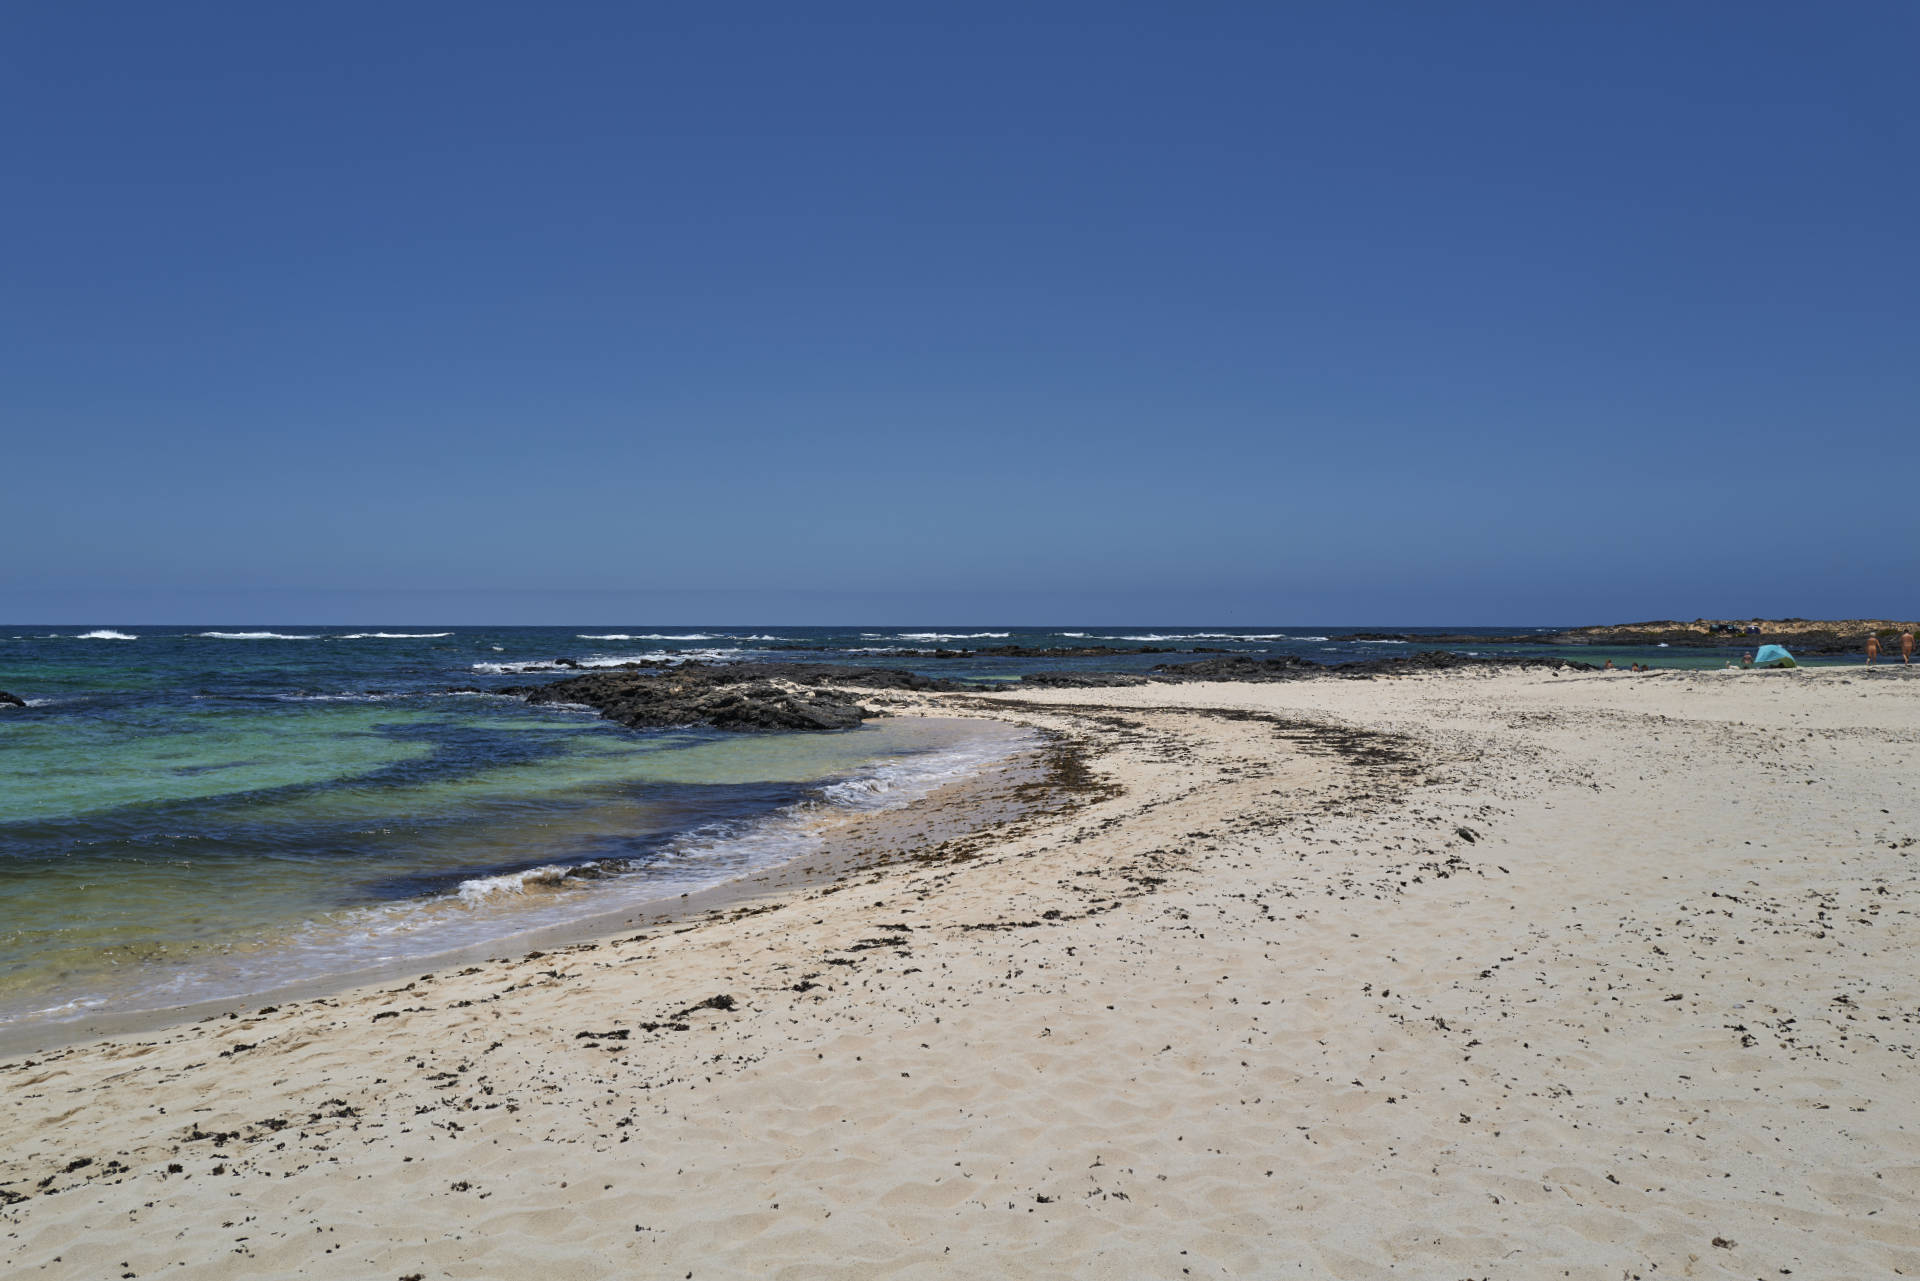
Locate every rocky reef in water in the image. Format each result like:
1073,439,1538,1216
499,663,966,733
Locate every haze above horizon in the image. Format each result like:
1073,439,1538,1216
5,3,1915,625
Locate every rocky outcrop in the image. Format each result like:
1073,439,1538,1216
513,663,966,733
0,691,26,709
538,679,869,731
1018,671,1153,688
1149,655,1328,681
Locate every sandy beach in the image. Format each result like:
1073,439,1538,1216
3,665,1916,1279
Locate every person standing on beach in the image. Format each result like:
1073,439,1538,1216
1866,633,1880,665
1903,630,1915,664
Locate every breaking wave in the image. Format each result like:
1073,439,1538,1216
1113,633,1296,642
471,648,743,675
76,629,138,640
456,721,1032,905
198,632,319,640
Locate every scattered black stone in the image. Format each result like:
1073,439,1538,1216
671,994,736,1017
0,691,26,709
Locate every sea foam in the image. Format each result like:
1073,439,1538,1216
453,721,1031,906
197,632,319,640
76,629,138,640
1114,633,1296,641
471,648,743,675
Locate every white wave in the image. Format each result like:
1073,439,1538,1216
453,721,1030,912
76,629,137,640
825,729,1036,812
338,632,452,639
457,864,583,903
896,632,1011,641
269,692,398,702
842,646,935,654
1113,633,1295,642
471,648,744,675
197,631,318,640
1061,632,1087,638
576,633,716,641
1356,639,1408,644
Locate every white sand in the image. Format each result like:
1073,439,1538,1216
3,666,1917,1279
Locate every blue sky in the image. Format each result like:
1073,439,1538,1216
5,3,1915,624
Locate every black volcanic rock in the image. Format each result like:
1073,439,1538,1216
1019,671,1154,688
518,662,967,732
1150,655,1328,682
0,691,26,709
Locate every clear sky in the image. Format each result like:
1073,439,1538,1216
5,3,1915,625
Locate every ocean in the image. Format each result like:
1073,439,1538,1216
0,623,1771,1036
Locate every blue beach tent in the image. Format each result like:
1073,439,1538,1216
1752,644,1797,668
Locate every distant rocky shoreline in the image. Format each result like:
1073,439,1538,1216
1345,619,1916,654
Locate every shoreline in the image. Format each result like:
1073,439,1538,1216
4,667,1916,1278
0,719,1081,1058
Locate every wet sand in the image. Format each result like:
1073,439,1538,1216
3,666,1916,1278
